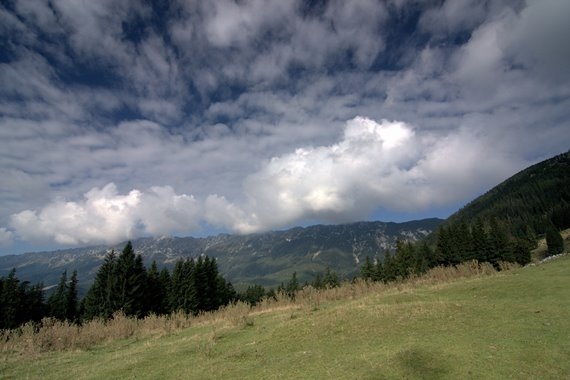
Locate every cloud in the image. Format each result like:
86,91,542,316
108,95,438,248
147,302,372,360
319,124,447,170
0,228,13,246
204,116,523,233
9,183,201,246
1,0,569,253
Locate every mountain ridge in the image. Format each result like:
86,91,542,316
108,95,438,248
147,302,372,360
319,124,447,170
0,218,443,292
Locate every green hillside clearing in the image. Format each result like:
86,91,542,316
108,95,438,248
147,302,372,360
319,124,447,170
2,257,569,379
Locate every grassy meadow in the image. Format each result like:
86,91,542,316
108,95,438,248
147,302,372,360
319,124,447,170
1,256,569,379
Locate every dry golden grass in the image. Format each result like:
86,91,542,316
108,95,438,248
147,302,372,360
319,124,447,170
0,260,505,356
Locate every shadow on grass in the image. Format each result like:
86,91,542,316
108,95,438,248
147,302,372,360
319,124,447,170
395,347,451,379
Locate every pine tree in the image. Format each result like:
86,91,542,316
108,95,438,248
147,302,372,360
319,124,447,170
512,240,532,266
414,242,431,274
382,250,397,282
146,261,168,315
286,272,299,299
360,256,375,281
48,270,68,321
323,267,340,288
472,219,489,263
82,250,118,320
312,273,323,289
546,227,564,257
65,270,79,323
394,240,414,278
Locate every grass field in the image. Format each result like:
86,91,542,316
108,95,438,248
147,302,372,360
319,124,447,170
2,256,569,379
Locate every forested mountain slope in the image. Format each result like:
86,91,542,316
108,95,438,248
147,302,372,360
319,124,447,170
445,150,570,239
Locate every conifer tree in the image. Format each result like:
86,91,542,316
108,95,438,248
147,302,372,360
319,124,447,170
382,250,397,282
323,267,340,288
546,227,564,257
286,271,299,299
48,270,68,321
82,250,118,320
360,256,375,281
146,261,168,315
373,257,384,282
65,270,79,322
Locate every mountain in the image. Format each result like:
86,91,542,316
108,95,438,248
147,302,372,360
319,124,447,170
444,150,570,239
0,218,442,293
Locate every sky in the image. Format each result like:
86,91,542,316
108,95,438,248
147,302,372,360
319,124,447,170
1,0,569,255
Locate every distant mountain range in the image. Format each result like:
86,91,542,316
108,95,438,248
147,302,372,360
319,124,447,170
0,218,443,293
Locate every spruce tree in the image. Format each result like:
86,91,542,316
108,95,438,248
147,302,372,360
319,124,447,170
382,250,397,282
48,270,68,321
360,256,375,281
323,267,340,288
65,270,79,322
546,227,564,257
285,272,299,299
82,250,118,320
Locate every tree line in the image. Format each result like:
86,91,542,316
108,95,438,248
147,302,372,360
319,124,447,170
360,218,536,283
0,242,238,329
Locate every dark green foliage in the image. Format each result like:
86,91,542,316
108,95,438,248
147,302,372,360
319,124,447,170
445,151,570,239
360,256,375,281
382,251,397,282
82,242,148,319
82,243,235,320
511,240,532,266
395,240,415,277
550,203,570,231
146,262,169,315
322,267,340,288
546,227,564,257
48,271,68,321
285,272,299,299
65,270,79,323
0,269,46,329
241,284,266,306
82,250,118,320
47,269,80,323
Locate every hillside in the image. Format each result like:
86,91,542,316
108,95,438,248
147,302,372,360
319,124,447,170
445,150,570,238
2,255,568,379
0,218,442,291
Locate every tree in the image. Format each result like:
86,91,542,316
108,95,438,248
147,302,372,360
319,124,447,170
382,250,397,282
48,270,68,321
323,267,340,288
394,240,415,278
242,284,266,306
114,241,147,317
146,261,169,315
414,242,431,274
82,250,118,320
546,227,564,257
360,256,375,281
0,269,46,329
285,272,299,299
65,270,79,322
512,240,532,266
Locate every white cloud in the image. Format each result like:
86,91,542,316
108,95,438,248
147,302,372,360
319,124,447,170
9,183,201,246
203,116,523,234
0,228,13,246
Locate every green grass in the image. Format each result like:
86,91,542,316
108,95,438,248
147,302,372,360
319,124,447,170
2,257,570,379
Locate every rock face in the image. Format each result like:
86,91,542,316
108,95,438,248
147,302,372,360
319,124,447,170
0,218,442,292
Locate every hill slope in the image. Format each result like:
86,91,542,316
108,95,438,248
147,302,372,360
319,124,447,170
446,150,570,237
0,218,442,291
2,256,568,379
